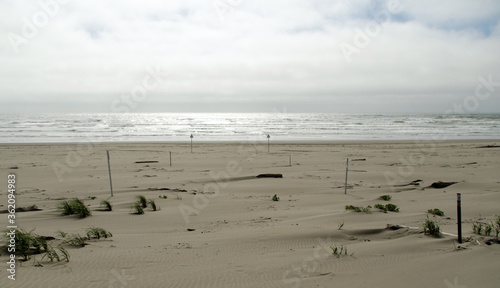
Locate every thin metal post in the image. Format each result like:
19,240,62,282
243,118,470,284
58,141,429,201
344,158,349,194
106,151,114,197
190,134,193,153
457,193,462,244
267,134,270,153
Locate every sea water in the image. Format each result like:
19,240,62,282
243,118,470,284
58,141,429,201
1,113,499,143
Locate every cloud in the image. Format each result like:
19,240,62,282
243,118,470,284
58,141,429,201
0,0,499,113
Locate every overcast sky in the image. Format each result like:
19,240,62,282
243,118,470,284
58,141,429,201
1,0,499,113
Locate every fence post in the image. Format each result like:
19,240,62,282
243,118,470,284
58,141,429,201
107,151,114,197
457,193,462,244
344,158,349,194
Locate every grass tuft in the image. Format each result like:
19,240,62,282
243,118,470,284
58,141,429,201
378,195,392,201
86,227,113,240
147,199,158,211
427,208,445,216
330,244,351,258
2,228,68,262
345,205,372,213
62,233,87,247
338,221,345,230
375,203,399,213
136,195,148,208
423,217,441,237
100,200,112,211
272,194,280,201
57,198,91,218
132,202,144,215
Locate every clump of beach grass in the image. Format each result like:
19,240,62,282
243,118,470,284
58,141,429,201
330,244,352,258
132,202,144,215
136,195,148,208
147,199,158,211
378,195,392,201
272,194,280,202
61,233,87,247
100,200,112,211
2,228,69,263
345,205,372,213
427,208,445,216
423,217,441,237
86,227,113,240
374,203,399,213
57,198,91,218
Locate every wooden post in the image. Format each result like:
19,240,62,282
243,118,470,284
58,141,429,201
457,193,462,244
344,158,349,194
289,155,292,167
106,151,114,197
169,151,172,167
190,134,194,153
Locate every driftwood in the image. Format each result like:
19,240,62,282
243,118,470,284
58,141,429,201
477,145,500,148
256,174,283,178
135,161,159,164
394,180,422,187
148,187,187,192
428,181,457,189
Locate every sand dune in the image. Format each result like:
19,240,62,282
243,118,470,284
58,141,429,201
1,141,499,287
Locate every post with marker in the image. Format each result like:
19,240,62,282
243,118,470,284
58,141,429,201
190,134,194,153
457,193,462,244
344,158,349,194
267,134,271,153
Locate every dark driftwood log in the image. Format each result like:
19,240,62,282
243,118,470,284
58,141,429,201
477,145,500,148
428,181,457,189
394,179,422,187
256,174,283,178
135,161,159,164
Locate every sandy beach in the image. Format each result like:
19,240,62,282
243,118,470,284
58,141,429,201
1,140,499,288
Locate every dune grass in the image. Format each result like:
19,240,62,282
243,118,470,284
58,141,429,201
86,226,113,240
147,199,158,211
57,198,91,218
345,205,372,213
136,195,148,208
132,202,144,215
330,244,351,258
423,217,441,237
378,195,392,201
427,208,445,216
272,194,280,201
62,233,87,247
100,200,112,211
3,228,68,262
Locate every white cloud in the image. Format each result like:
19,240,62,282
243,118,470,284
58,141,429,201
0,0,499,113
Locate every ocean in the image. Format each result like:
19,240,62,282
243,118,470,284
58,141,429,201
1,113,500,143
